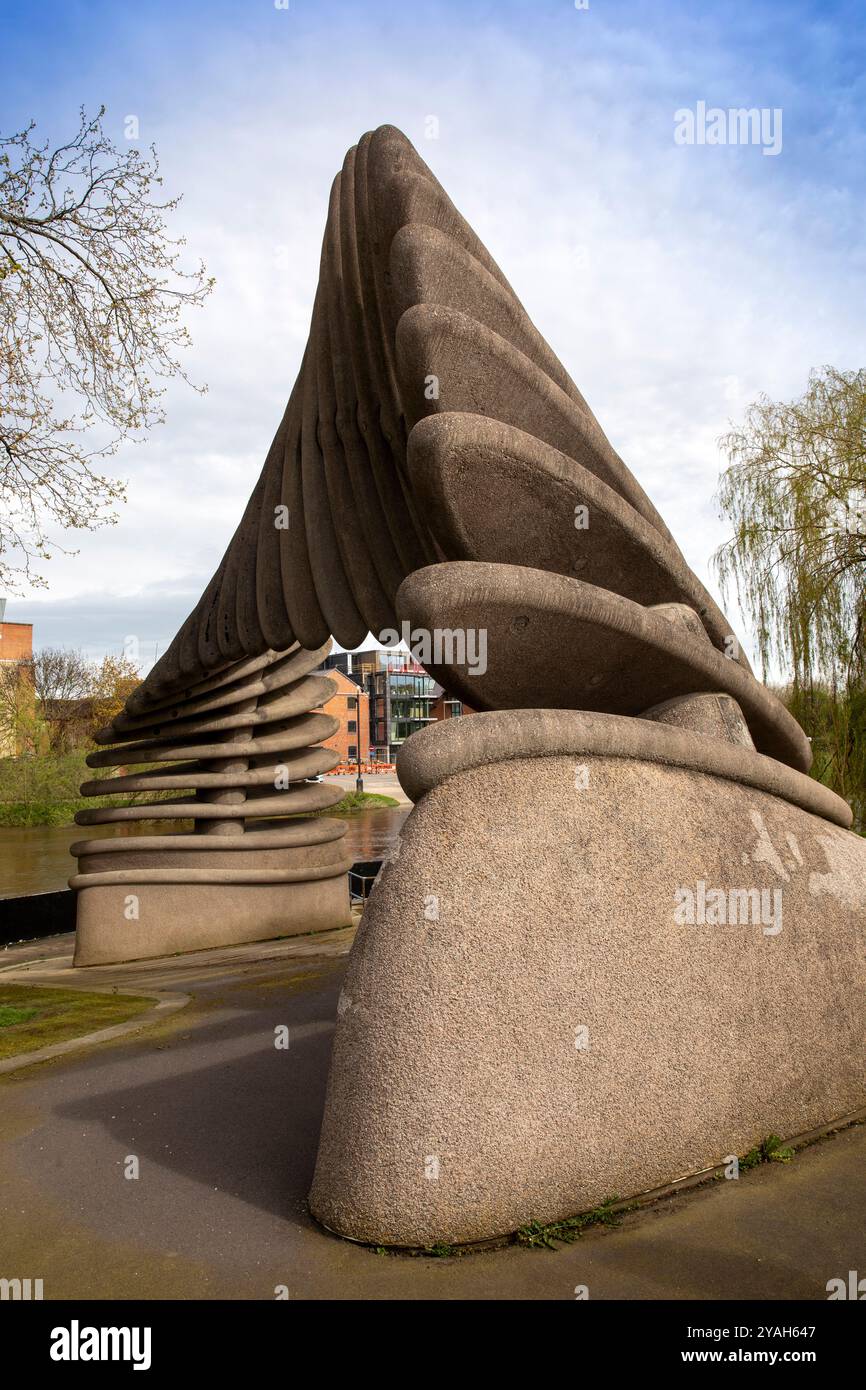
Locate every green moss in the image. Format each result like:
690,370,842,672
0,984,153,1060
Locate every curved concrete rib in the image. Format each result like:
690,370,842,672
71,642,352,966
396,562,810,772
396,708,851,828
406,412,750,669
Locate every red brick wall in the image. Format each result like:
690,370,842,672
320,670,370,765
431,692,474,721
0,623,33,663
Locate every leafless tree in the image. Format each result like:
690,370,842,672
0,106,214,589
0,646,141,754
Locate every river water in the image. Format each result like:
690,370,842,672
0,806,412,899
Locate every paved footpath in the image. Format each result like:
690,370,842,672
325,770,412,804
0,929,863,1301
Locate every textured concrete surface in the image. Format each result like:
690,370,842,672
72,642,353,967
395,561,809,769
396,710,849,827
641,691,755,750
311,737,866,1246
74,871,353,968
406,411,749,668
0,927,863,1300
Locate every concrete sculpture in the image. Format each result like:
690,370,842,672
71,641,353,965
71,126,865,1244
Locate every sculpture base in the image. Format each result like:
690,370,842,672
309,712,866,1247
71,819,353,966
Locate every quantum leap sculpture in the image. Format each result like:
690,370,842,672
72,127,865,1245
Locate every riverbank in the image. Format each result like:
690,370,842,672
0,750,127,827
314,790,398,815
0,750,405,828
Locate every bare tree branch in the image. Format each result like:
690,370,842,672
0,106,214,589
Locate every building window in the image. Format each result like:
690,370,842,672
348,745,358,760
347,697,357,710
348,719,356,732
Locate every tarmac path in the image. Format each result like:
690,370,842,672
0,928,862,1300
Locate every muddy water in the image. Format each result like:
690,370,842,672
0,806,412,899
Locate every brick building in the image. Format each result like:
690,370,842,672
0,619,33,664
321,647,472,762
430,686,471,723
320,668,370,766
0,603,34,756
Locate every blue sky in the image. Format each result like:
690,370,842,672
2,0,865,671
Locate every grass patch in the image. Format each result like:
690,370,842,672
0,1004,40,1027
0,799,86,827
739,1134,795,1170
516,1196,627,1249
0,984,154,1061
318,791,399,817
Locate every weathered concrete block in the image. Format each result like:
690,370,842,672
72,823,353,966
71,641,354,966
310,712,865,1247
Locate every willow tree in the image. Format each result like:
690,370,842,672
713,365,866,825
0,107,214,590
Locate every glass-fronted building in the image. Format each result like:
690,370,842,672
365,659,437,760
321,646,468,762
